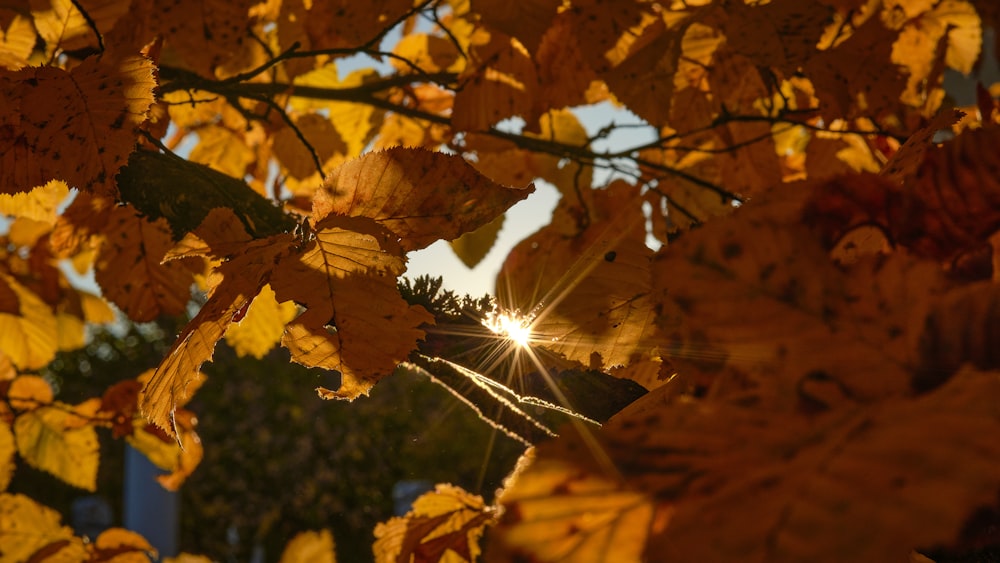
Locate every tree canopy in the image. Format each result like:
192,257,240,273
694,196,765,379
2,0,1000,561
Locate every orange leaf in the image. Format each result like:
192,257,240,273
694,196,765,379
0,493,85,562
313,147,533,251
494,367,1000,562
0,420,13,491
140,230,295,435
279,530,336,563
95,205,195,322
373,484,495,563
271,216,432,400
491,449,660,562
0,55,155,195
88,527,156,562
7,374,53,411
651,186,949,406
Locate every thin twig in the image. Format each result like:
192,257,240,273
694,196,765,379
70,0,104,54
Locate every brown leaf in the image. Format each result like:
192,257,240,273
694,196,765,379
271,216,432,400
140,231,295,435
312,147,533,251
374,484,494,563
94,205,195,322
651,184,949,407
723,0,833,74
0,55,155,195
494,366,1000,562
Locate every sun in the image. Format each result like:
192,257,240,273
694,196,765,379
482,309,533,349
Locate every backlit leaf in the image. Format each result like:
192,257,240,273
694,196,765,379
279,530,336,563
651,185,948,406
94,205,195,322
140,226,295,435
0,421,13,491
450,214,503,268
14,405,99,491
0,493,85,563
312,147,533,251
271,216,433,400
0,55,155,195
88,528,156,563
0,180,69,224
495,366,1000,562
224,283,298,359
0,273,58,371
7,374,53,411
374,484,494,563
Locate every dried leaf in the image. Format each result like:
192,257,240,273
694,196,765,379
94,205,195,322
140,229,295,435
651,184,948,407
374,484,495,563
14,405,100,491
495,367,1000,562
313,147,533,251
271,216,433,400
0,55,155,195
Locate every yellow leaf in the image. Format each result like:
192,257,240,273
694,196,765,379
89,528,156,562
140,225,295,436
374,484,495,563
0,55,156,195
80,291,116,324
224,283,298,359
14,406,99,491
497,182,655,368
0,180,69,224
313,147,534,251
0,493,85,563
290,67,383,163
126,423,181,472
892,0,981,107
0,11,36,70
0,273,58,371
189,125,256,179
450,214,503,268
392,33,461,74
279,530,336,563
7,374,53,411
29,0,131,55
271,216,433,400
491,450,657,563
0,421,14,491
55,312,85,352
272,113,347,180
163,555,214,563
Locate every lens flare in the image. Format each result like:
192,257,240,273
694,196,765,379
482,309,533,349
